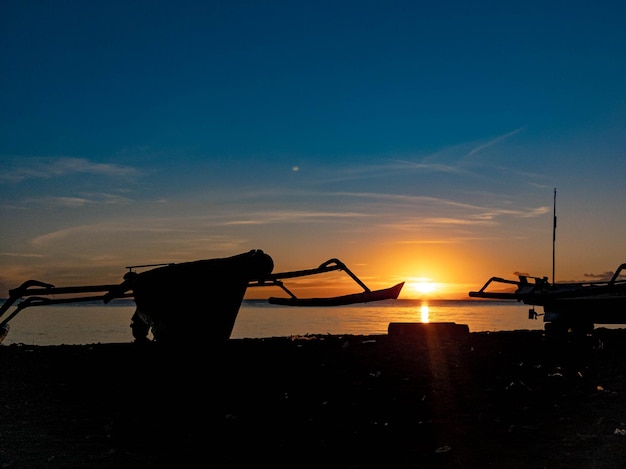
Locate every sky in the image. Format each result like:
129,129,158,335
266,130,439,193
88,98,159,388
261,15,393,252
1,0,626,301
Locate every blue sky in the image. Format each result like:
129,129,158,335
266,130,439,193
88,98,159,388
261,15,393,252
1,0,625,299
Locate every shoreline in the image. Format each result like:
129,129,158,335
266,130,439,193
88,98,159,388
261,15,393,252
2,327,626,467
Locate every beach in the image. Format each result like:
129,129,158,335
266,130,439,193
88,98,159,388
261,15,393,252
2,326,626,468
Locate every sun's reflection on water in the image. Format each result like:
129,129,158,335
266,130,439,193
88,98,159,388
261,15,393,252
420,302,430,323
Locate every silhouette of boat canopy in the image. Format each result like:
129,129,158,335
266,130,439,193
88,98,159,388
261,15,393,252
0,250,404,344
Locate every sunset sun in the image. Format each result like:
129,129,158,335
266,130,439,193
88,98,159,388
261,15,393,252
408,278,438,297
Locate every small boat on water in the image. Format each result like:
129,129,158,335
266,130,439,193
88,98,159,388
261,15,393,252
0,250,404,344
268,282,404,306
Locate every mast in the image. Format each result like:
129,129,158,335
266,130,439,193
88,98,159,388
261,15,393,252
552,188,557,285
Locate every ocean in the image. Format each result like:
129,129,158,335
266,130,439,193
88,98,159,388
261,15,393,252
0,298,554,346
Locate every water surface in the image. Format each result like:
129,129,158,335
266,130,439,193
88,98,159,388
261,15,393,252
1,299,550,345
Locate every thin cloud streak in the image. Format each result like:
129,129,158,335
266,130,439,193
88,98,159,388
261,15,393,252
0,252,45,258
0,157,138,183
349,131,528,179
465,127,526,158
26,208,370,250
323,191,550,219
18,194,133,208
30,223,198,248
302,159,472,186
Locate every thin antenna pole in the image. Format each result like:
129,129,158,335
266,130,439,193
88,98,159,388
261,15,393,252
552,188,557,285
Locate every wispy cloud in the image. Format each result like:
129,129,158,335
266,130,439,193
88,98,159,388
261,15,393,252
0,252,45,258
158,191,552,233
388,160,467,174
465,127,526,158
218,210,369,225
0,157,137,183
30,222,194,247
322,192,549,218
584,271,620,281
21,193,134,208
316,160,469,186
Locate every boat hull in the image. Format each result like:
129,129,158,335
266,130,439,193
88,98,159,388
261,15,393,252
541,294,626,324
129,249,274,343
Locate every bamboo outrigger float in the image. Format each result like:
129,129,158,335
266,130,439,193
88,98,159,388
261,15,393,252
0,250,404,344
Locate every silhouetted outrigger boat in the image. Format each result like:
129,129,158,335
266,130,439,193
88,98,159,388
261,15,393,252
255,258,404,306
0,250,404,344
469,190,626,336
469,263,626,335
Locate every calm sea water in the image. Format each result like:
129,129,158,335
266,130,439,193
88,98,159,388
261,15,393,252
0,299,552,346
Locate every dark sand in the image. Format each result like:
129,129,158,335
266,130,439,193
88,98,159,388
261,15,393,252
2,326,626,468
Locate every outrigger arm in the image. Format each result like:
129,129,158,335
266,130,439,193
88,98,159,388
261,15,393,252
0,253,404,344
250,258,404,306
0,280,133,333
